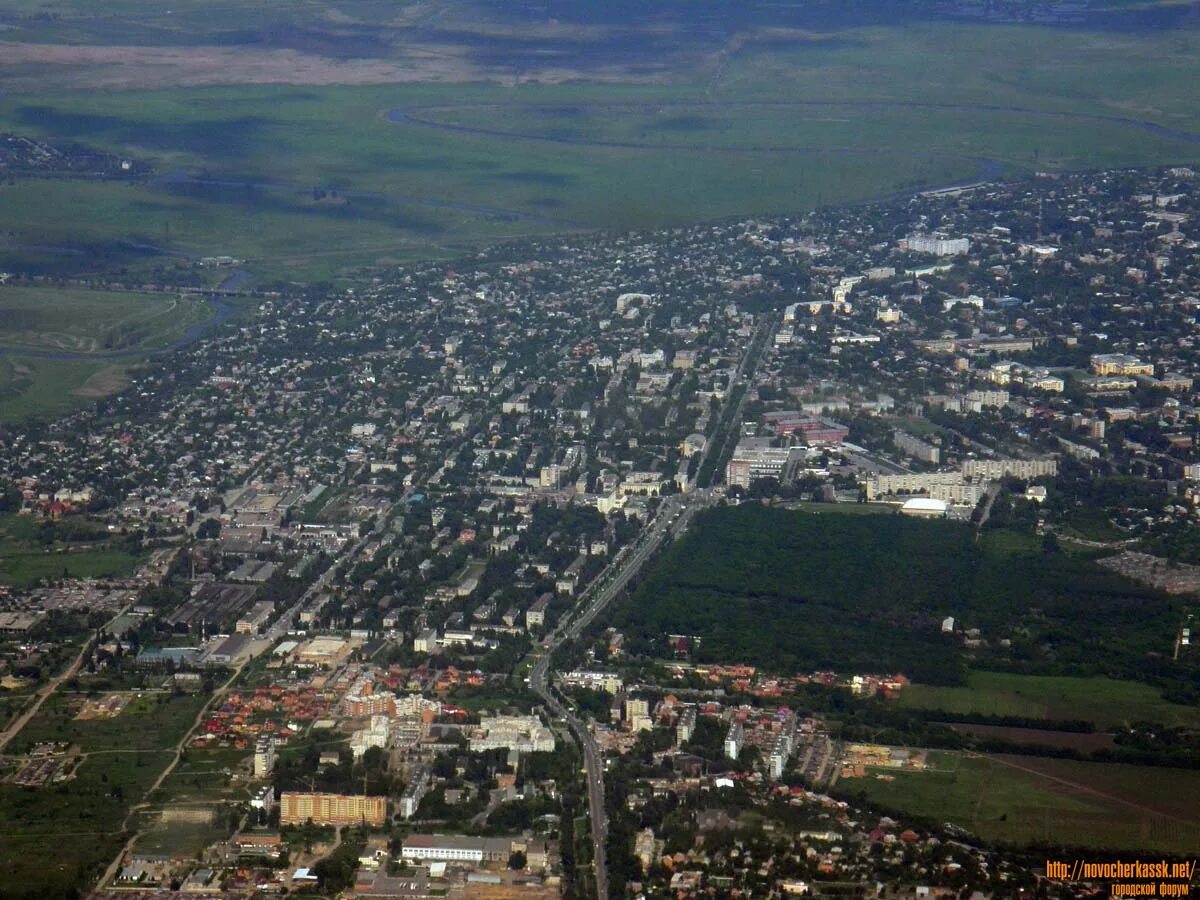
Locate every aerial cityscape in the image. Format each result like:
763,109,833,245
0,1,1198,899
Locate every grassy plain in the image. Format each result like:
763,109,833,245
847,750,1200,854
0,20,1197,286
898,670,1200,729
0,284,214,421
0,285,209,353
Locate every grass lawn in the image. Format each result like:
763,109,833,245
10,690,207,754
149,745,252,806
0,752,174,899
783,501,897,516
0,285,210,354
897,670,1200,730
132,817,232,859
0,511,142,585
0,283,215,421
0,547,140,586
846,750,1200,854
0,354,138,422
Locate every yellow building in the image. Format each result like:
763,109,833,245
280,792,386,826
1090,353,1154,377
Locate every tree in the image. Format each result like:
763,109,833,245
508,850,527,870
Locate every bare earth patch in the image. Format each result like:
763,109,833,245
73,364,129,399
0,42,673,89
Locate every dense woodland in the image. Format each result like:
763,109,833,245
615,504,1193,691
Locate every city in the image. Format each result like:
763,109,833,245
0,160,1198,897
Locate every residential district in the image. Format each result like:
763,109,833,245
2,165,1200,899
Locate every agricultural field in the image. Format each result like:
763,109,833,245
0,512,141,586
898,670,1200,730
847,750,1200,854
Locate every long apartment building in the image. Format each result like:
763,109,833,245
863,472,986,505
279,792,386,827
960,459,1058,480
865,458,1058,504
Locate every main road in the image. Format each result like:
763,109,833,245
527,307,776,898
527,490,710,900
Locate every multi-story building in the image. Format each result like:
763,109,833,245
344,692,397,717
525,593,552,630
279,792,386,826
960,459,1058,480
401,835,547,867
725,722,744,759
901,234,970,256
399,765,430,819
864,472,987,505
893,430,940,465
253,736,275,779
468,716,556,753
676,707,697,746
624,697,652,732
1090,353,1154,376
725,439,799,489
561,670,623,694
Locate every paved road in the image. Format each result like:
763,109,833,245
527,491,709,899
526,310,771,897
697,315,777,488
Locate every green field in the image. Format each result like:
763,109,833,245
0,284,215,421
0,547,139,585
847,750,1200,854
783,500,898,516
0,285,210,354
0,512,141,586
0,691,208,900
0,18,1196,286
0,354,135,422
898,670,1200,730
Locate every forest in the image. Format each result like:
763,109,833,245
614,504,1194,690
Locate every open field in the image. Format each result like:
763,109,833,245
0,285,211,354
0,512,142,586
0,16,1196,288
0,691,207,899
0,547,139,586
897,670,1200,730
0,354,137,422
9,690,207,754
943,722,1117,753
0,284,215,421
847,749,1200,854
781,501,898,516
